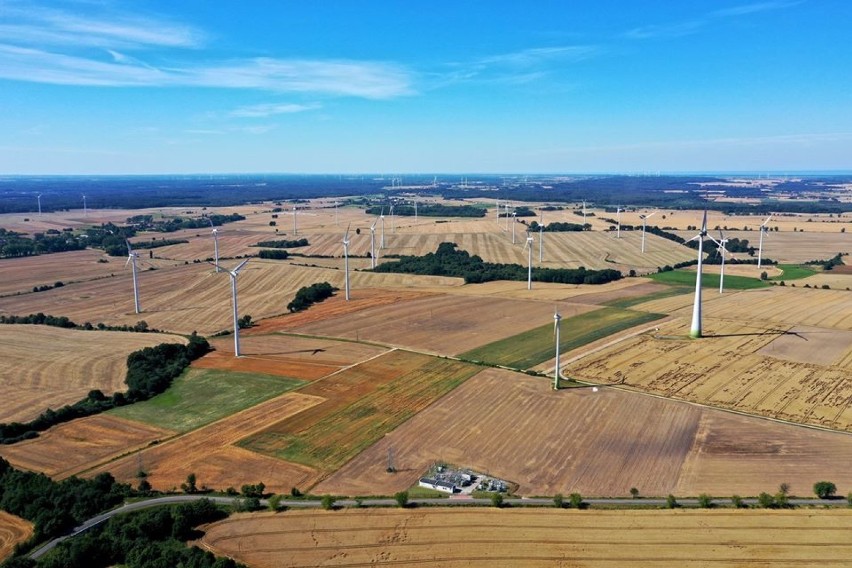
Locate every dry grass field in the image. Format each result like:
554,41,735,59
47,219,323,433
0,325,186,423
0,249,126,296
0,262,462,336
565,316,852,431
194,334,389,381
0,511,32,563
87,392,325,493
673,229,849,264
267,292,598,356
617,207,852,233
0,414,172,478
200,508,852,568
316,369,852,497
798,271,852,289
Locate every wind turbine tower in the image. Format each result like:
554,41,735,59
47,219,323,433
82,195,87,218
511,210,517,244
717,230,729,294
553,309,562,390
757,215,772,269
125,240,141,314
538,211,544,263
687,211,709,338
582,200,587,227
292,205,298,236
380,207,385,248
223,259,250,357
524,230,534,290
209,218,220,272
640,210,657,253
37,194,42,216
369,216,378,269
616,207,622,238
342,224,351,301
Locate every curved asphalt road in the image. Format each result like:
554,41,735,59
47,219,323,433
28,494,843,560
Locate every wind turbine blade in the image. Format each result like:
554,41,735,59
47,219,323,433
762,214,772,226
701,210,708,232
125,255,132,268
233,259,250,274
647,211,657,218
125,239,133,253
344,222,351,240
208,218,214,228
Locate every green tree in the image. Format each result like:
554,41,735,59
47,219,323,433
813,481,837,499
665,494,679,509
629,487,640,499
268,494,283,511
394,491,409,508
321,494,335,510
697,494,713,508
757,492,776,508
181,473,198,494
570,493,585,509
731,495,746,509
553,493,564,508
490,492,504,508
846,492,852,507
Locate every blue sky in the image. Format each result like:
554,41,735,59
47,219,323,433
0,0,849,174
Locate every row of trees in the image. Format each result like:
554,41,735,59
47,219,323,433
805,252,846,270
365,204,486,217
126,213,245,233
287,282,337,312
252,237,309,248
373,242,623,285
0,313,156,333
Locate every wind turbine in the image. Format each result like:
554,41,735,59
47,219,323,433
553,309,562,390
37,194,42,216
413,199,418,224
389,203,396,234
292,205,298,236
369,215,378,269
717,230,729,294
616,206,622,238
640,210,657,253
757,215,772,269
538,211,544,263
209,218,220,272
222,259,250,357
511,210,517,244
686,211,709,338
334,201,339,226
495,200,500,226
342,223,351,301
582,200,587,227
125,240,141,314
82,195,87,218
524,229,534,290
380,207,386,249
504,202,510,231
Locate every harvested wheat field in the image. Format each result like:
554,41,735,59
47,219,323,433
239,351,480,474
0,249,123,296
798,271,852,289
565,317,852,431
270,293,597,355
194,334,389,381
0,511,32,562
0,325,186,423
86,392,325,494
674,229,849,264
0,414,173,479
0,262,461,336
317,368,852,498
201,508,852,568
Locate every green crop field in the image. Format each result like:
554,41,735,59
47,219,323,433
772,264,818,281
239,352,480,472
111,368,305,432
645,269,770,289
460,307,666,369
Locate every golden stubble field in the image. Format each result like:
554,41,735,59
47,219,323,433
200,508,852,568
316,369,852,498
0,325,187,423
0,511,32,563
564,309,852,431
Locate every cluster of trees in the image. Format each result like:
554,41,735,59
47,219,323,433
806,253,846,270
498,206,536,217
528,221,589,232
31,282,64,293
365,204,486,217
287,282,337,312
0,333,210,444
126,213,245,233
0,313,155,333
257,249,289,260
0,229,87,258
121,239,188,251
373,242,622,285
252,238,309,248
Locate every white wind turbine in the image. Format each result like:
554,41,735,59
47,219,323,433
334,201,339,226
390,203,396,234
37,193,42,216
511,210,517,244
221,259,250,357
495,199,500,226
538,211,544,263
292,205,298,235
125,239,141,314
582,200,587,227
553,309,562,390
717,230,729,294
524,229,535,290
504,202,510,231
380,207,386,249
686,211,709,338
757,214,772,269
209,218,220,272
413,199,418,224
616,206,622,238
342,223,351,301
82,194,87,218
369,215,378,269
640,210,657,253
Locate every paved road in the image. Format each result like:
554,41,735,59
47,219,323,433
28,494,845,560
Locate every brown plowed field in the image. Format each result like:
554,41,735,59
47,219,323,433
0,414,173,478
317,368,852,498
194,334,389,381
565,317,852,431
201,508,852,568
86,392,325,493
0,512,33,562
0,262,461,336
270,293,597,356
0,325,187,423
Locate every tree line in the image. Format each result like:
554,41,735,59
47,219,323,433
372,242,622,285
365,204,486,217
287,282,337,312
252,237,309,248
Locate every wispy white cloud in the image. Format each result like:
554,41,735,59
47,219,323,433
711,1,802,18
478,46,600,67
624,20,705,40
230,102,321,118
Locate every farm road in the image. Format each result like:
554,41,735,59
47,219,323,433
29,494,844,560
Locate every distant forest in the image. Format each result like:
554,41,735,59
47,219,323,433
0,174,848,215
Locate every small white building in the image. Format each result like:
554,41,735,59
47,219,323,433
418,477,456,494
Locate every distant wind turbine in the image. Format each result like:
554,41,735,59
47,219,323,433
222,259,250,357
538,211,544,264
686,211,709,338
342,223,351,301
582,200,587,227
640,210,657,253
292,205,298,236
616,206,622,238
717,230,729,294
37,194,42,216
757,215,772,269
511,210,517,244
125,239,141,314
369,215,378,269
524,229,534,290
553,309,562,390
380,207,386,249
209,218,220,272
82,195,87,218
